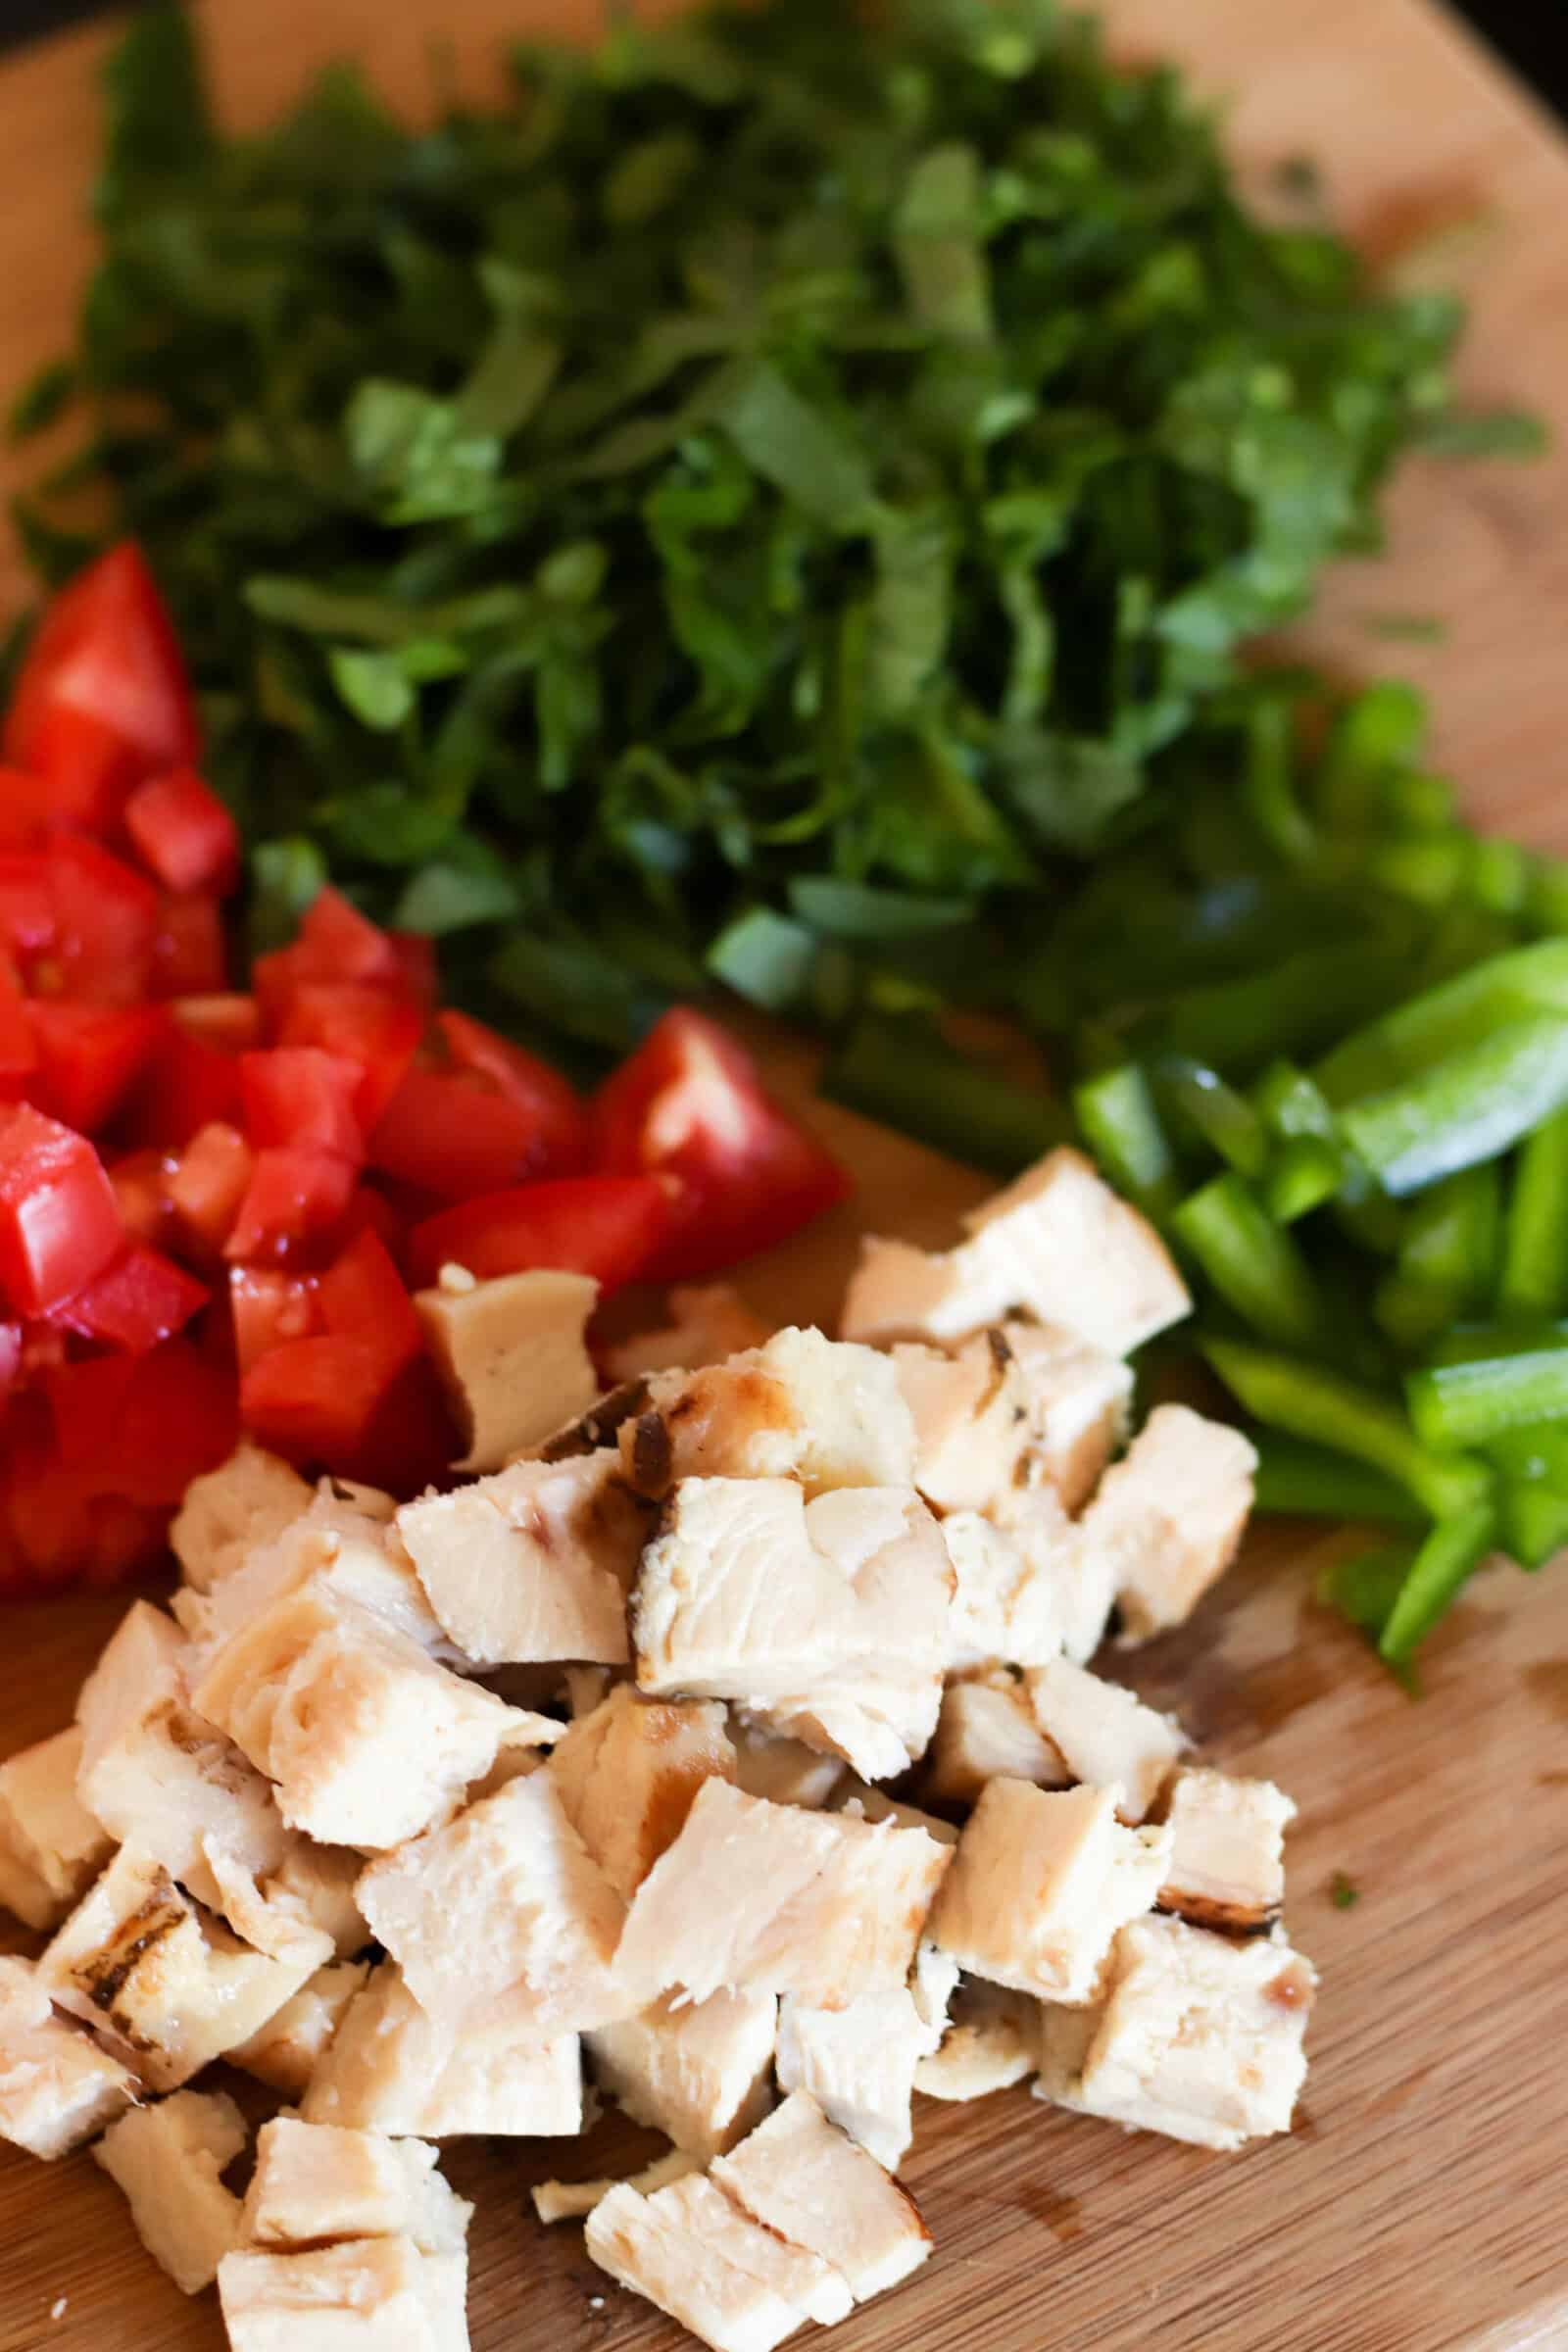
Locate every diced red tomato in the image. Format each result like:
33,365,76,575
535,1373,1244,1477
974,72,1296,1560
168,1121,253,1253
172,994,262,1052
317,1226,420,1361
108,1148,172,1248
225,1145,358,1265
0,1102,123,1315
276,983,422,1131
0,957,37,1098
368,1067,549,1201
2,546,200,831
253,886,403,1015
0,853,54,956
44,835,160,1004
408,1174,672,1294
52,1243,208,1353
437,1008,587,1175
593,1008,851,1281
240,1048,365,1163
0,1322,21,1404
123,769,240,897
0,768,56,852
27,1001,168,1135
133,1024,243,1149
150,892,228,997
387,931,438,1013
48,1337,236,1507
229,1266,321,1377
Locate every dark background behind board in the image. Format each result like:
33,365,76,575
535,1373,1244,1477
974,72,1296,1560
1,0,1565,116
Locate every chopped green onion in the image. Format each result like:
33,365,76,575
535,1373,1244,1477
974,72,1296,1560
707,907,820,1013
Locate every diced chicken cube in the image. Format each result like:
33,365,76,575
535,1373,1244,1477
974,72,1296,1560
1022,1658,1186,1824
586,2170,846,2352
895,1322,1130,1517
1081,1403,1257,1642
303,1964,582,2137
843,1149,1190,1358
928,1781,1170,2006
991,1485,1117,1665
1035,1914,1314,2149
832,1782,958,1845
1157,1769,1296,1935
241,2116,468,2254
93,2087,246,2294
193,1583,523,1852
358,1773,626,2033
75,1600,187,1775
615,1780,951,2010
219,2235,467,2352
550,1684,734,1899
533,2148,701,2226
603,1285,770,1383
925,1670,1069,1807
175,1490,459,1668
0,1727,112,1931
776,1946,956,2169
263,1838,371,1960
729,1726,846,1811
942,1510,1062,1672
230,1961,371,2099
914,1981,1039,2101
1004,1322,1134,1509
171,1443,313,1594
38,1845,315,2092
587,1987,776,2160
416,1267,599,1472
0,1954,134,2158
619,1328,916,1500
712,2090,932,2304
634,1478,951,1782
396,1452,643,1666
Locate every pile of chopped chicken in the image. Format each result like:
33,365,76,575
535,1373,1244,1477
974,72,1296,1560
0,1147,1315,2352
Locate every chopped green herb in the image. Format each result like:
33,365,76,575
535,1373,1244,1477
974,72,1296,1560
1330,1872,1360,1911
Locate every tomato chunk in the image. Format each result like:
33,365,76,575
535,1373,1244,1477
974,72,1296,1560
2,546,200,830
49,1337,236,1507
0,957,37,1098
150,892,228,997
52,1243,208,1352
276,982,422,1130
229,1266,321,1376
168,1121,253,1253
225,1145,358,1264
593,1008,850,1280
45,835,161,1004
124,768,240,896
437,1009,587,1176
0,1102,123,1314
408,1174,671,1293
108,1148,172,1248
28,1001,168,1135
133,1024,243,1149
240,1048,365,1163
368,1066,548,1201
172,994,261,1052
0,853,54,957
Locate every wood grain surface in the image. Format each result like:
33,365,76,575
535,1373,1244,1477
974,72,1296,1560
2,6,1568,2350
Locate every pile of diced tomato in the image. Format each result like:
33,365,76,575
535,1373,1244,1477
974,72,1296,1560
0,544,850,1595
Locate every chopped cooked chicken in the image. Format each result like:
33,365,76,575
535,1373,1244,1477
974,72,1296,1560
303,1963,582,2137
587,1987,777,2159
1022,1658,1186,1824
711,2090,933,2304
241,2115,468,2253
924,1670,1069,1807
604,1285,771,1384
550,1684,734,1899
0,1954,135,2158
914,1981,1039,2101
75,1599,187,1777
729,1725,846,1810
396,1451,644,1666
416,1266,599,1472
358,1772,626,2033
942,1509,1062,1671
832,1781,958,1845
928,1781,1170,2007
230,1960,371,2099
533,2147,701,2226
619,1328,916,1500
776,1946,956,2168
989,1485,1116,1667
93,2086,246,2294
1157,1769,1296,1935
0,1727,112,1931
219,2234,468,2352
634,1477,951,1781
1035,1914,1315,2149
38,1845,315,2092
615,1780,951,2009
563,1664,612,1719
895,1322,1130,1517
171,1443,313,1593
192,1582,526,1852
262,1838,371,1960
841,1148,1190,1357
586,2168,849,2352
1080,1403,1257,1642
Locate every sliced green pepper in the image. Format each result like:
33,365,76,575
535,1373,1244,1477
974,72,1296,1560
1379,1501,1497,1661
1373,1163,1500,1350
1314,939,1568,1104
1498,1107,1568,1319
1339,1012,1568,1196
1071,1064,1178,1215
1252,1433,1428,1527
1265,1135,1344,1223
1497,1481,1568,1571
1406,1343,1568,1449
1151,1054,1269,1179
1173,1174,1330,1350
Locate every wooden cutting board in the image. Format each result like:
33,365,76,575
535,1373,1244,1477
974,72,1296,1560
3,4,1568,2348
